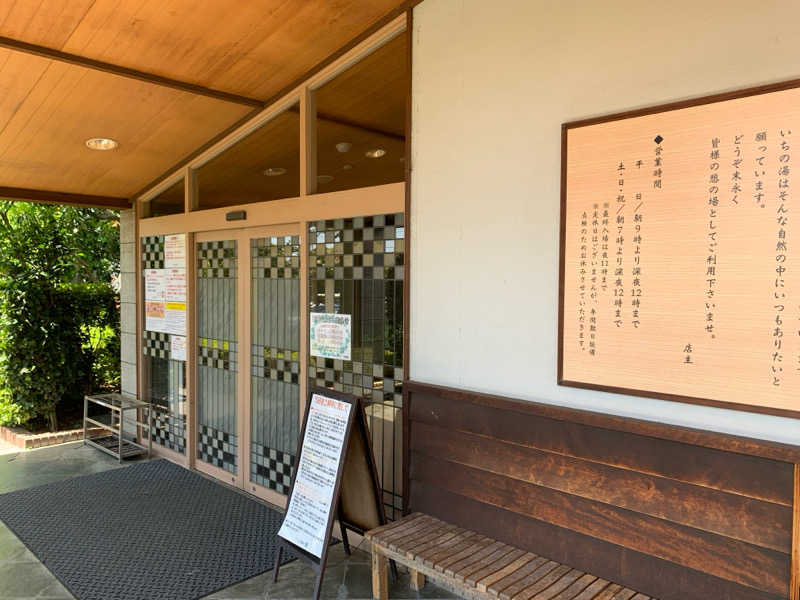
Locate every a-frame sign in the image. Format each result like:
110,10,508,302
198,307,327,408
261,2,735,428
273,387,395,599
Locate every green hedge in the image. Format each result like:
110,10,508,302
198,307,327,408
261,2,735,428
0,281,119,431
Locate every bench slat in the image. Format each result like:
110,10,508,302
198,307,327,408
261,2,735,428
366,513,423,541
466,547,526,585
476,552,538,593
423,530,482,567
405,522,462,559
499,561,562,600
546,573,598,600
378,515,437,547
446,540,507,578
486,556,549,596
436,535,494,573
568,578,611,600
387,519,452,553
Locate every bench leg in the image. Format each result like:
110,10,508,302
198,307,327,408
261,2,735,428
372,546,389,600
409,568,425,591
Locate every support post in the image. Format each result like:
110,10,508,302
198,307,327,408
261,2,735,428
372,545,389,600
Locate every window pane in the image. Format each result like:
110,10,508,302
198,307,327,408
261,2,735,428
196,104,300,209
145,179,184,217
313,33,407,194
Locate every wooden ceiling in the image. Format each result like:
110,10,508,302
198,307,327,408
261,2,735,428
0,0,410,208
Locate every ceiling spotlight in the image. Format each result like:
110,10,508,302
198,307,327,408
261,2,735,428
317,175,334,184
365,148,386,158
335,142,352,153
263,167,287,176
85,137,118,151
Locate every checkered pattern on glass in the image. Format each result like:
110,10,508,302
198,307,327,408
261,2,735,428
307,213,404,520
308,214,405,282
142,235,165,269
151,407,186,454
197,240,237,279
251,346,299,384
198,424,238,473
250,444,295,495
251,236,301,280
197,338,238,372
143,330,171,360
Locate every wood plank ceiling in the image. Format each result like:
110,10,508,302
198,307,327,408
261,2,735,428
0,0,410,208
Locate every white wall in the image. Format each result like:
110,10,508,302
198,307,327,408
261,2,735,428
410,0,800,444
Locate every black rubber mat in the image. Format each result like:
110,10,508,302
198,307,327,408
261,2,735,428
0,459,295,600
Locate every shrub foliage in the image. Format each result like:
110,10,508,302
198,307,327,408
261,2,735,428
0,202,120,431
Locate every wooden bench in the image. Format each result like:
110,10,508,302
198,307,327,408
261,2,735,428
367,513,654,600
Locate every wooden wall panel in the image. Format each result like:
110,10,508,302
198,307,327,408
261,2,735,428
406,381,799,600
411,421,791,552
410,389,794,505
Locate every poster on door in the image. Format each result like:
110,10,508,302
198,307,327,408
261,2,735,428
277,393,352,558
309,313,351,360
164,234,186,269
144,238,188,336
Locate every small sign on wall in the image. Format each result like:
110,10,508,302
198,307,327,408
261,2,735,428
310,313,351,361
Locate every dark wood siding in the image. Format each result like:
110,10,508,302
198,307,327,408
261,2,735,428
406,381,800,600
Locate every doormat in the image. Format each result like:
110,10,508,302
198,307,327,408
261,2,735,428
0,459,296,600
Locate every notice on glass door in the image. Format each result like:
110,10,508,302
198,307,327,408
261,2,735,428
309,313,351,360
278,393,352,558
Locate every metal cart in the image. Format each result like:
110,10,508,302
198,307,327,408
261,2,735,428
83,393,152,461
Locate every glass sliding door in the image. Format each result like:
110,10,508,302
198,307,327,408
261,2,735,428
195,239,239,476
249,235,301,496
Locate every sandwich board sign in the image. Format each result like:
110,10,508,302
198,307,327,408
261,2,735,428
273,387,394,599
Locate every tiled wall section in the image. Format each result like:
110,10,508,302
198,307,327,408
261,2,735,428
309,213,404,519
120,209,137,397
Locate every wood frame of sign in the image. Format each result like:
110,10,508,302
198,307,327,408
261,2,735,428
559,77,800,419
272,387,394,599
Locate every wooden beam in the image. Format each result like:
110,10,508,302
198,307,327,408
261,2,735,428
0,186,131,210
0,36,263,108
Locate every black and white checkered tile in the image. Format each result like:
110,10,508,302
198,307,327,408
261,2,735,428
151,407,186,454
251,346,299,384
143,330,171,359
198,340,237,372
142,235,165,269
251,235,300,280
250,444,294,495
197,240,237,279
198,424,238,473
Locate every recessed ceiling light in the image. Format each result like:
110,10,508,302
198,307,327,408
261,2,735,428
85,137,118,151
263,167,286,176
365,148,386,159
317,175,334,184
335,142,352,153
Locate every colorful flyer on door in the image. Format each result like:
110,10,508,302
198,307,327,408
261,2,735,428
278,393,352,558
309,313,351,360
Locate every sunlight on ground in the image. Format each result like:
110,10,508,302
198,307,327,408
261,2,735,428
0,439,21,456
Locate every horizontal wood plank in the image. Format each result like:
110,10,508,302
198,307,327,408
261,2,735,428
411,420,791,552
410,390,793,506
412,453,788,594
410,484,785,600
405,381,800,463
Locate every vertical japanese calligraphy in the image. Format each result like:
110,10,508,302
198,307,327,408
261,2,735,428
560,82,800,416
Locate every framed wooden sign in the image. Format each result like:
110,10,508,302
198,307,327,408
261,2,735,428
559,79,800,418
273,387,393,599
